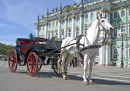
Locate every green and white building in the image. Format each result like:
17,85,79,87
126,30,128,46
35,0,130,67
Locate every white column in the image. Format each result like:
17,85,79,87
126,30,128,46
45,23,48,38
72,14,75,37
64,15,67,37
80,11,83,35
100,45,106,65
36,27,38,37
58,18,61,39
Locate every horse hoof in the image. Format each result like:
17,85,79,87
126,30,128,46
83,81,89,85
63,76,69,80
89,80,93,85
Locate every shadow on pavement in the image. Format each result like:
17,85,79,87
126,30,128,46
68,75,130,85
17,71,130,85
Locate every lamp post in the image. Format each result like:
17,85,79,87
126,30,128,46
118,32,127,68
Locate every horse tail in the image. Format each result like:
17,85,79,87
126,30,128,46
58,54,62,70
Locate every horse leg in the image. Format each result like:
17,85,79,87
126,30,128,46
83,55,89,85
61,52,68,80
64,55,73,80
88,56,95,85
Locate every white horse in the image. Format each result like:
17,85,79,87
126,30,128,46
58,13,114,85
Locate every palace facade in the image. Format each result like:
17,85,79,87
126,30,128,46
35,0,130,67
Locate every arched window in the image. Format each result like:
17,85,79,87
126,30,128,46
121,11,125,17
68,30,71,37
112,45,117,59
61,31,64,39
68,17,72,23
96,12,100,17
90,13,94,20
77,16,80,22
56,21,58,26
48,34,50,39
121,25,125,32
85,14,88,20
76,29,79,36
113,25,117,36
114,12,118,19
61,19,65,25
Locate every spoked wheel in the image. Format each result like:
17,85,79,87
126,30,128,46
53,58,62,75
8,49,17,72
37,58,42,72
27,52,38,76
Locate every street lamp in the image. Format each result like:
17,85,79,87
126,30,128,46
118,32,127,68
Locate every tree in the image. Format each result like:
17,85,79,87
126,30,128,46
0,43,14,55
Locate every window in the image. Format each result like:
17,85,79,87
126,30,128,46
85,14,88,20
61,31,64,39
77,16,80,22
121,25,125,32
68,17,72,23
76,29,79,36
96,12,100,17
129,9,130,16
48,23,51,28
52,22,54,27
85,28,88,34
68,30,71,37
114,49,117,59
114,26,117,36
121,11,125,17
129,25,130,35
90,13,94,20
56,21,58,26
120,48,125,59
114,12,118,19
61,19,65,25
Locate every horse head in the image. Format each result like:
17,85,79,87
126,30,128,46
97,13,114,35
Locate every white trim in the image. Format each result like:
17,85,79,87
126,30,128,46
120,9,125,18
112,22,118,37
128,48,130,59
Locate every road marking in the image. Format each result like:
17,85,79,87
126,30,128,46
76,74,130,83
98,74,130,78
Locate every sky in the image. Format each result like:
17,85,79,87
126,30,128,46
0,0,81,45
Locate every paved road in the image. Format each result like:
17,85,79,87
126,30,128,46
0,61,130,91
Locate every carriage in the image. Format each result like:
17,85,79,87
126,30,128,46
8,34,62,76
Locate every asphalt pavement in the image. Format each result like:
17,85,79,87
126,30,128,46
0,61,130,91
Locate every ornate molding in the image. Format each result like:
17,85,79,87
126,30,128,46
128,6,130,9
120,22,125,25
96,9,100,11
85,12,87,14
36,28,38,30
48,31,50,34
55,29,57,33
68,14,72,17
45,23,48,25
113,9,117,12
101,9,105,13
120,7,125,10
61,17,64,19
76,13,79,16
76,26,79,29
72,16,75,19
61,29,64,32
58,20,61,22
79,14,82,18
90,10,93,13
113,23,117,26
68,27,71,31
64,18,68,21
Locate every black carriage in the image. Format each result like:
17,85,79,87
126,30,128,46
8,34,62,76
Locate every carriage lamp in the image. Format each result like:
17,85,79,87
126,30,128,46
118,32,127,68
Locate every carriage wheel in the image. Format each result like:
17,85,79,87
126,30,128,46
27,52,38,76
53,58,62,75
8,49,17,72
37,58,42,72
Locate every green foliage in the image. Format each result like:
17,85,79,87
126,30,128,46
0,43,14,55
